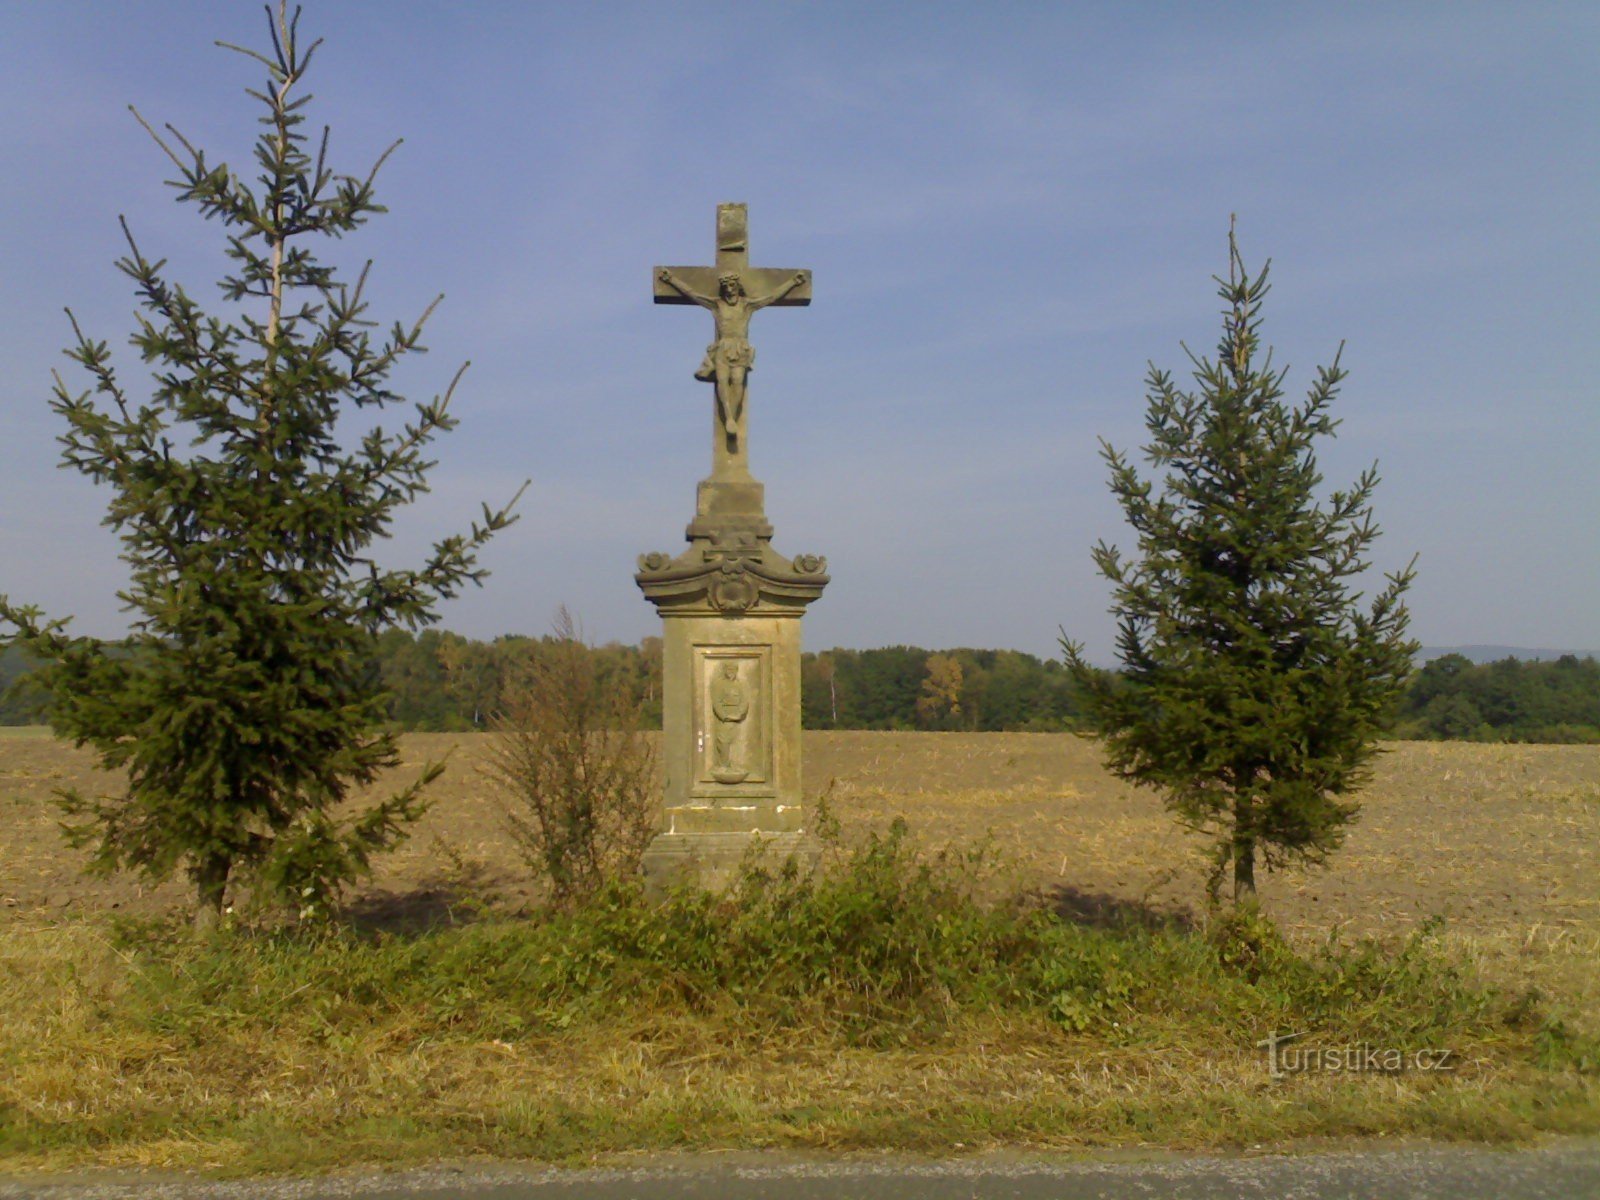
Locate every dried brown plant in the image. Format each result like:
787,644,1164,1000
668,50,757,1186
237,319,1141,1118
487,608,657,905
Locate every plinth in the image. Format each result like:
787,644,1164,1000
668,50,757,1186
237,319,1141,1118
635,474,827,892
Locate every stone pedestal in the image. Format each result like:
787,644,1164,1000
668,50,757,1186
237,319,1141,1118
636,479,827,893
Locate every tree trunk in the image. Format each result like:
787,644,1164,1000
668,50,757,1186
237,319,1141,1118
1230,785,1259,905
192,853,231,935
1232,834,1257,903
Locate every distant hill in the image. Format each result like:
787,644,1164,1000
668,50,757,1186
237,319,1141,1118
1416,645,1600,665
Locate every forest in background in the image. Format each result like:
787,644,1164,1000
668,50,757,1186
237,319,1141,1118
1389,651,1600,743
4,635,1597,742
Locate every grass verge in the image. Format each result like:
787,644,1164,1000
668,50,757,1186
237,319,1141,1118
2,821,1595,1175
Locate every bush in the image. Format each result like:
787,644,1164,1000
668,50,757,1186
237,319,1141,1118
487,608,657,907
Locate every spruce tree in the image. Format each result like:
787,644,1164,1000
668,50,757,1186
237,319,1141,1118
0,4,522,929
1062,225,1416,905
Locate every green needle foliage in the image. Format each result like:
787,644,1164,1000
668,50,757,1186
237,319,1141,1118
0,4,522,931
1063,225,1417,906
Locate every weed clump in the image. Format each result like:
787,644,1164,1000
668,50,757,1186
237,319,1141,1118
91,819,1557,1061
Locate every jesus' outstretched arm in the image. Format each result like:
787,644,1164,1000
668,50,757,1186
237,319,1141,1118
747,271,808,313
657,268,716,308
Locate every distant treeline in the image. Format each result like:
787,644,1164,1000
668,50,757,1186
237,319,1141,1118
0,635,1084,733
0,646,46,724
1391,653,1600,744
4,639,1598,741
376,632,1087,733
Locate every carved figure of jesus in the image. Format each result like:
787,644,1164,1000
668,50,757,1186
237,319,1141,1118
657,268,808,455
710,661,750,775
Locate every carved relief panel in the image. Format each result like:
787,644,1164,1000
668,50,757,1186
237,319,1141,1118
692,646,771,792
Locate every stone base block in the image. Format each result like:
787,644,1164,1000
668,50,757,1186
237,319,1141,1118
664,801,804,835
639,830,821,898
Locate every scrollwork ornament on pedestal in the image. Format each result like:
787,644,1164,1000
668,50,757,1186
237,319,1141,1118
791,554,826,575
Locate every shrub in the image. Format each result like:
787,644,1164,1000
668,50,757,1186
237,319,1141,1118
487,608,657,907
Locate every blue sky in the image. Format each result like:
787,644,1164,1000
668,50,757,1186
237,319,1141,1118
1,2,1595,662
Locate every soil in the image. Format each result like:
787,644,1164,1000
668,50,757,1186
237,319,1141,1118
2,730,1595,949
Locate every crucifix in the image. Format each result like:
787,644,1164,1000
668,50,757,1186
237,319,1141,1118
654,203,811,476
636,203,829,895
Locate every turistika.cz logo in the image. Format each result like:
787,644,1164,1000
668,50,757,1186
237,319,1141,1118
1256,1030,1457,1080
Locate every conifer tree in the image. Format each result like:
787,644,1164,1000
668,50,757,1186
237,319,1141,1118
0,4,522,929
1062,225,1416,905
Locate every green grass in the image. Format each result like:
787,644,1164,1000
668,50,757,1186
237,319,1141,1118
1,821,1595,1175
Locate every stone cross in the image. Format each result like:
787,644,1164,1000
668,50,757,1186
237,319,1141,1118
654,203,811,475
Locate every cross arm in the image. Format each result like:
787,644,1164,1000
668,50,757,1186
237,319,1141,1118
653,266,813,306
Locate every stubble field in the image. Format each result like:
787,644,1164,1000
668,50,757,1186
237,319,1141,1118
3,729,1597,1020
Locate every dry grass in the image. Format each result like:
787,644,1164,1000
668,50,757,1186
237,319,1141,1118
0,730,1596,1173
1,914,1593,1176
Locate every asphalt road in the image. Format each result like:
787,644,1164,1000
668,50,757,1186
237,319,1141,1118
4,1142,1599,1200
